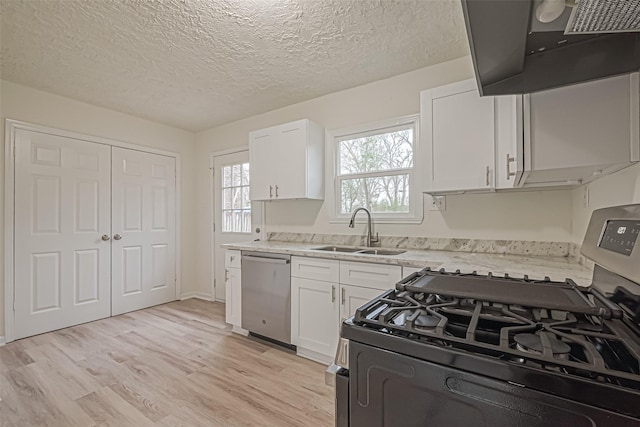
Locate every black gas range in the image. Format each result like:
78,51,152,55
328,204,640,427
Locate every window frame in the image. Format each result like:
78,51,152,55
327,115,424,224
220,161,252,234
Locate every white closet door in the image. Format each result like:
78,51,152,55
111,147,176,315
14,129,112,339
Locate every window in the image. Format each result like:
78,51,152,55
221,162,251,233
330,116,422,223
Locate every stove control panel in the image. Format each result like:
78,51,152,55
581,204,640,286
599,220,640,256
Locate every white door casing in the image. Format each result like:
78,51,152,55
111,147,177,315
13,129,112,339
212,150,263,301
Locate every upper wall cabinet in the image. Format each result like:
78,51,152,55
522,73,639,188
421,79,522,193
421,73,639,194
249,119,324,201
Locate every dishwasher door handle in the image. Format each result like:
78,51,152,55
242,255,290,264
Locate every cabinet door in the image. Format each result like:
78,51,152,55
422,79,496,193
225,267,241,327
275,120,307,199
495,95,525,189
526,73,638,176
249,129,276,200
340,285,384,321
291,277,339,357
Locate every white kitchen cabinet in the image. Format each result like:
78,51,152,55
224,250,243,331
291,277,339,360
291,256,403,364
339,285,384,321
521,73,639,188
249,119,324,201
421,74,639,194
340,261,402,290
421,79,500,193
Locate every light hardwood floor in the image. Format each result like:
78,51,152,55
0,299,334,426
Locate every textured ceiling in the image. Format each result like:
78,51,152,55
0,0,468,132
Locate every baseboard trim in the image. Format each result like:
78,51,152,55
296,347,332,365
232,325,249,336
0,336,5,346
180,292,214,301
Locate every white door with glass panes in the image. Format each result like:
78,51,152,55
13,129,112,339
213,151,263,301
111,147,177,315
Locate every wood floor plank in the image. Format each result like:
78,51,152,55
0,300,334,426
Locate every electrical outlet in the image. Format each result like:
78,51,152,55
429,195,446,211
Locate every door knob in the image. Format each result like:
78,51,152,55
101,234,110,241
113,234,122,240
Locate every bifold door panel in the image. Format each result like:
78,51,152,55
12,128,177,340
14,129,112,339
111,147,176,315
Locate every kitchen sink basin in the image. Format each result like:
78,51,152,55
313,246,363,253
357,249,407,256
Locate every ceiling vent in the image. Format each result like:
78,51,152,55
566,0,640,34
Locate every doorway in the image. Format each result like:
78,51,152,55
212,150,263,301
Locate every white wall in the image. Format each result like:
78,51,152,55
0,80,197,339
571,163,640,245
195,56,574,296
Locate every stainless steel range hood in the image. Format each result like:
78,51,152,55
461,0,640,96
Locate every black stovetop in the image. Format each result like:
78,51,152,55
342,267,640,416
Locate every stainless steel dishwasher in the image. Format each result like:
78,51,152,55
241,251,292,345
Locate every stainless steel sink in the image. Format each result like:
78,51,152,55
313,246,363,253
357,249,407,256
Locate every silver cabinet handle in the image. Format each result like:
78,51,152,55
485,166,490,186
113,234,122,240
225,268,229,281
341,287,345,305
269,185,273,198
230,255,235,262
275,185,279,198
506,154,516,180
331,285,336,302
101,234,110,241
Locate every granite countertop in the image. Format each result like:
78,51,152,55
224,240,594,286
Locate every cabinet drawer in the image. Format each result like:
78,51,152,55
340,261,402,291
291,256,340,282
225,250,241,269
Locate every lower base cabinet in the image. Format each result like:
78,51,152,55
291,256,402,363
224,250,243,331
291,277,340,357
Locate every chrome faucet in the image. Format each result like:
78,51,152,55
348,207,380,247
